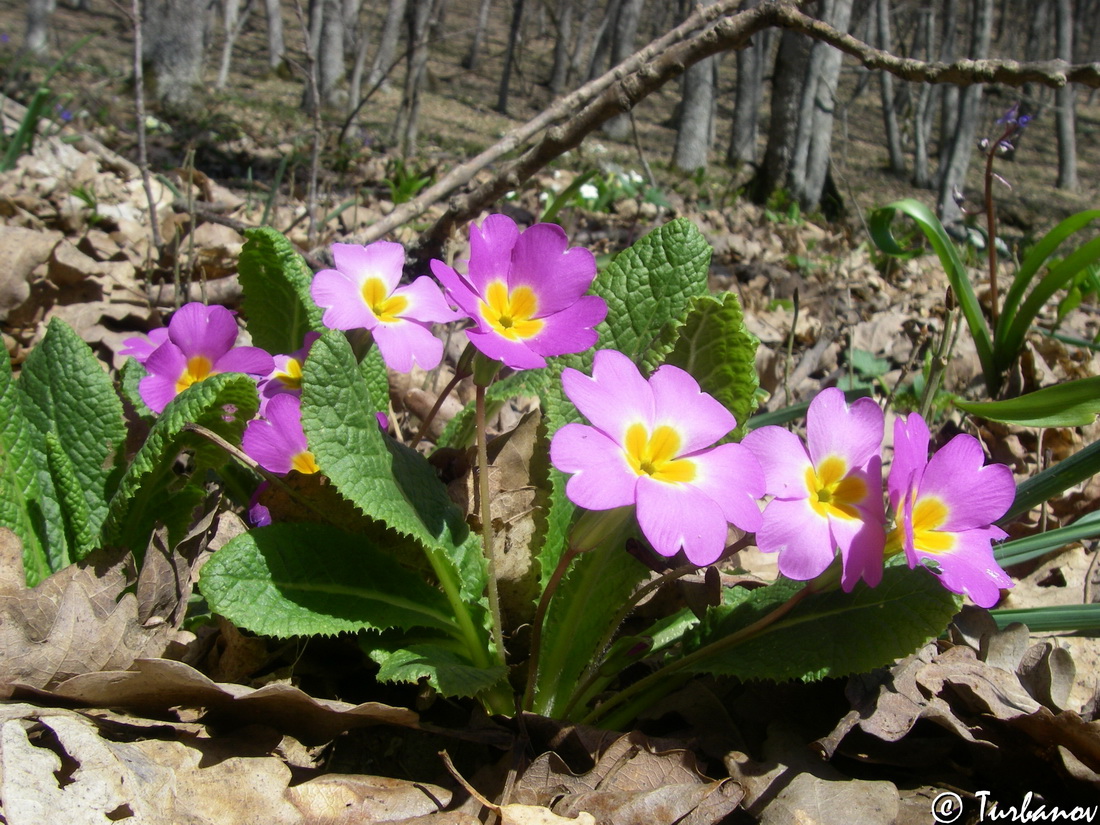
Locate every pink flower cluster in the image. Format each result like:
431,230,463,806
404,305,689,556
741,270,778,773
552,381,1015,608
121,216,1017,608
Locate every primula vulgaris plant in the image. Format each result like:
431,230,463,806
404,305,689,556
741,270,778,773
0,213,1053,726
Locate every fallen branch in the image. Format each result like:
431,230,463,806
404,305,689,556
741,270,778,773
342,0,1100,264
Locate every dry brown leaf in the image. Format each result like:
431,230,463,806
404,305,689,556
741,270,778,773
500,805,595,825
0,529,183,691
287,775,451,823
37,657,418,744
514,730,740,825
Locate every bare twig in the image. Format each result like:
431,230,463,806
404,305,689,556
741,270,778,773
129,0,162,256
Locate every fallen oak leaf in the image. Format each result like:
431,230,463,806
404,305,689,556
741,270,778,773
0,528,183,691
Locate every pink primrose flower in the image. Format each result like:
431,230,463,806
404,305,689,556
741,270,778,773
887,413,1014,608
311,241,460,372
139,303,274,414
242,393,320,476
549,349,764,566
258,331,320,413
430,214,607,370
120,327,169,364
742,388,886,590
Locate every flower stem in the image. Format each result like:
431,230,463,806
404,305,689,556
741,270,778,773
476,383,507,667
522,544,582,711
580,581,816,728
983,122,1015,332
409,369,465,448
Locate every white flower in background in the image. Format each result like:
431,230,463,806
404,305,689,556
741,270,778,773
579,183,599,201
628,170,644,184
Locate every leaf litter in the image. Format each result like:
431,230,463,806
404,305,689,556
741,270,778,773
2,42,1100,822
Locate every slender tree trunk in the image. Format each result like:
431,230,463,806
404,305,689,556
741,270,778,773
794,0,854,211
1055,0,1077,190
876,0,904,174
462,0,493,70
392,0,443,155
602,0,644,139
216,0,253,90
263,0,285,69
937,0,960,170
753,27,812,204
143,0,210,107
937,0,994,223
548,0,573,96
367,0,407,90
728,0,769,166
911,7,935,187
586,0,621,82
497,0,526,114
24,0,53,54
318,0,345,104
673,53,717,172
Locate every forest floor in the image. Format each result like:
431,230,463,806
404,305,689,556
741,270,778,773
2,1,1100,823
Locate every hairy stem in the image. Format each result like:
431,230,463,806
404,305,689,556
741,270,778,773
476,384,506,666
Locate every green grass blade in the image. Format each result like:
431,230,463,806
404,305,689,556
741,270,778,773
990,604,1100,634
998,209,1100,341
955,376,1100,428
869,199,997,393
1000,438,1100,524
995,511,1100,567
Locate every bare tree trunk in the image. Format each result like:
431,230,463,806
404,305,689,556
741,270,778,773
548,0,573,96
570,0,601,83
24,0,53,55
602,0,644,139
497,0,526,114
911,7,935,187
586,0,621,82
462,0,493,70
728,3,771,167
392,0,443,155
367,0,407,90
1054,0,1077,190
216,0,253,89
937,0,960,171
752,26,812,204
263,0,285,69
673,53,717,172
318,0,345,104
875,0,904,174
937,0,993,224
143,0,210,107
794,0,854,212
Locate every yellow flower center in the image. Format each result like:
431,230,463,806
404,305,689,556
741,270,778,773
175,355,214,394
362,277,409,324
480,281,544,341
886,493,955,555
274,358,303,390
805,455,867,520
624,422,696,483
291,450,320,475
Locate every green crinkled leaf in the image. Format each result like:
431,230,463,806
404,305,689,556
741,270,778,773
359,345,389,412
301,330,487,603
955,376,1100,427
104,373,259,553
0,353,51,585
660,292,759,441
593,217,712,368
536,369,582,590
18,318,126,565
532,542,650,718
43,429,95,557
684,566,962,682
366,638,508,698
238,226,324,354
119,357,154,420
200,524,461,638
